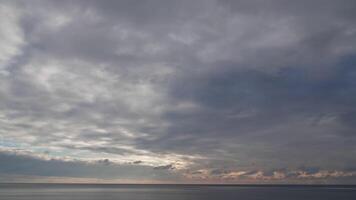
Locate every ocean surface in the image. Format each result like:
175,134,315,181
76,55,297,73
0,184,356,200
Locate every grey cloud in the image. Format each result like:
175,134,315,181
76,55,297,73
153,164,175,170
0,150,177,180
0,0,356,183
210,169,230,175
60,145,135,156
97,159,112,166
184,167,356,183
134,59,356,169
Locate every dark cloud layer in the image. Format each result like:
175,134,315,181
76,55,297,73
0,0,356,183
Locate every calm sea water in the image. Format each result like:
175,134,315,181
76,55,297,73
0,184,356,200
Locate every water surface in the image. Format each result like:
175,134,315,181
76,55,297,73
0,184,356,200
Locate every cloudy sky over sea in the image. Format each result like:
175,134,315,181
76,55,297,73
1,0,356,184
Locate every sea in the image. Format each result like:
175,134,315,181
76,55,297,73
0,184,356,200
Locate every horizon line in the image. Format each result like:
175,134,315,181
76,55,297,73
1,183,356,187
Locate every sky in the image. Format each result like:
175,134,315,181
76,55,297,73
0,0,356,184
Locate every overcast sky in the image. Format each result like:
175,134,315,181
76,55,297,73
1,0,356,184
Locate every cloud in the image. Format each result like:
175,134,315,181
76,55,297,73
0,3,24,74
0,149,180,181
153,164,175,170
97,159,112,166
0,0,356,183
183,167,356,183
